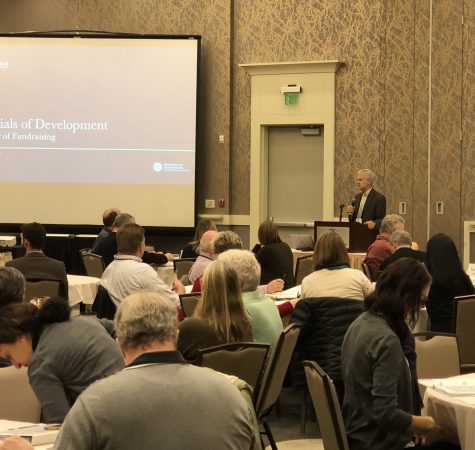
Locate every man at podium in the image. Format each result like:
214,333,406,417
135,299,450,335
347,169,386,232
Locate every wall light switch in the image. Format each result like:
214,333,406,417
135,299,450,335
399,202,407,215
205,199,215,208
219,135,225,143
436,202,444,215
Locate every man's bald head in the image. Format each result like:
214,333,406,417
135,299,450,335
102,208,121,229
199,230,218,255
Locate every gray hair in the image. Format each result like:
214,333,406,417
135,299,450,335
0,267,25,307
357,169,376,184
218,249,261,293
380,214,406,235
113,213,135,229
213,231,243,255
114,291,178,349
390,230,413,248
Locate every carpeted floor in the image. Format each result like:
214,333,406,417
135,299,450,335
261,387,322,449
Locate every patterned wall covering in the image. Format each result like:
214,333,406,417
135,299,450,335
1,0,474,250
462,1,475,238
383,0,416,234
233,0,387,216
429,0,463,243
412,0,431,247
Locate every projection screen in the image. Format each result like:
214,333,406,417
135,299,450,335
0,34,200,228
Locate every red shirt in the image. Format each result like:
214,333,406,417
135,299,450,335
364,235,392,281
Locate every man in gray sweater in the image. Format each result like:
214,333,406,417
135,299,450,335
0,291,257,450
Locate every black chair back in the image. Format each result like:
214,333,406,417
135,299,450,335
92,285,116,320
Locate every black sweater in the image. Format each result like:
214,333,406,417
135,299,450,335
253,242,295,290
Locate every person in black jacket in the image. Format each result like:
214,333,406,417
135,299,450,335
425,233,474,333
6,222,68,300
252,219,294,290
380,230,425,271
290,296,364,399
347,169,386,232
95,213,173,267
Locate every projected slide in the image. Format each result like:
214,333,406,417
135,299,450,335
0,36,199,226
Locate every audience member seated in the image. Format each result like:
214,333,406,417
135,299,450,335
425,233,475,333
192,230,284,294
91,207,121,252
252,219,294,290
192,230,293,315
94,212,135,265
190,230,244,292
290,296,364,398
178,260,253,363
0,267,26,367
380,230,426,271
181,218,217,259
0,267,25,307
100,223,184,308
218,249,283,347
0,291,258,450
341,258,457,450
301,230,373,300
0,297,124,423
188,229,218,284
363,214,405,280
95,213,173,267
6,222,68,299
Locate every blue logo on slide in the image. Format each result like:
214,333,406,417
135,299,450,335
153,162,163,172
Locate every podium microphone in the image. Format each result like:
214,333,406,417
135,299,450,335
348,197,356,219
339,203,344,222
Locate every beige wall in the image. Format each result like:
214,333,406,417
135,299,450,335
2,0,474,250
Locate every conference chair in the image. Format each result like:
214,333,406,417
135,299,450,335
179,293,201,318
173,258,196,281
0,366,41,422
24,280,60,303
197,342,270,396
453,295,475,373
414,332,460,379
290,297,364,432
80,249,106,278
92,285,116,320
361,261,372,281
255,324,301,450
294,255,314,285
304,361,349,450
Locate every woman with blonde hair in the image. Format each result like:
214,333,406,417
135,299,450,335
301,230,373,300
177,260,253,363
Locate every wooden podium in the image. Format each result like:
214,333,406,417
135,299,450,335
314,221,377,253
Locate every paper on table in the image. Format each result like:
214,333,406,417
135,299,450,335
271,285,301,300
432,378,475,396
0,420,58,446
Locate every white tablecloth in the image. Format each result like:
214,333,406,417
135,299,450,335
67,274,100,307
423,374,475,449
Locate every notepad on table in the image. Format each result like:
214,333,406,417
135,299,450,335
432,378,475,396
0,422,59,446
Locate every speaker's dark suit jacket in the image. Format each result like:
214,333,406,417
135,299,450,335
349,188,386,231
379,247,426,272
6,251,68,299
